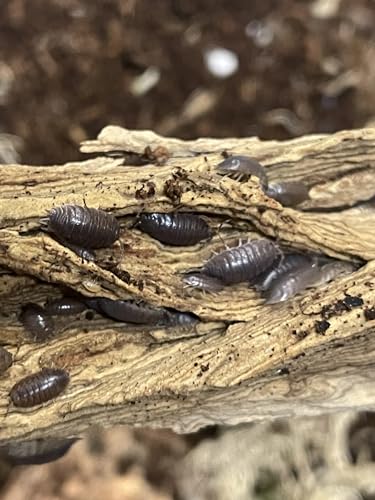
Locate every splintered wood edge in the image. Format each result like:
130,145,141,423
0,126,374,443
0,261,374,444
80,125,375,208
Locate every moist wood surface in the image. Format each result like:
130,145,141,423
0,126,374,446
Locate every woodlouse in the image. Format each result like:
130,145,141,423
89,297,168,325
254,253,311,291
266,181,310,207
20,304,55,342
45,297,86,316
42,205,120,249
0,346,13,374
264,259,354,304
138,213,211,246
10,368,70,408
265,260,319,304
202,239,279,285
312,261,356,286
183,273,224,293
216,155,268,188
0,437,79,465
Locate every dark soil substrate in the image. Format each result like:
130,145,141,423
0,0,374,165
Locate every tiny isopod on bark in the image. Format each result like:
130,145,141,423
264,260,319,304
0,346,13,374
202,239,279,285
20,304,55,342
41,205,120,249
311,260,356,286
266,181,310,207
264,259,355,304
10,368,70,408
216,155,268,188
138,213,211,246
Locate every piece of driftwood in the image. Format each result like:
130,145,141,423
0,126,374,447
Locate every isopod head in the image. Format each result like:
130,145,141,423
183,273,224,293
216,155,268,188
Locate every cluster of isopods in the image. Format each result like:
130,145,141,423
3,154,355,420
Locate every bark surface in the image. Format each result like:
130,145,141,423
0,126,374,446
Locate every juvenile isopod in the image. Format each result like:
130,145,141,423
0,346,13,374
308,260,356,286
266,181,310,207
0,437,79,465
10,368,70,408
216,155,268,188
45,297,86,316
89,297,168,325
41,204,120,249
265,259,356,304
202,239,279,285
265,261,320,304
183,273,224,293
20,303,55,342
254,253,311,291
138,213,211,246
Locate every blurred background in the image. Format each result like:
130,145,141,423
0,0,374,499
1,0,375,165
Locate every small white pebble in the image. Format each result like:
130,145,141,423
204,47,239,79
130,66,160,97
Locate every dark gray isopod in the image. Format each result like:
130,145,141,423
42,205,120,249
10,368,70,407
20,303,55,342
203,239,279,285
0,437,79,465
90,297,168,325
216,155,268,188
45,297,86,316
266,181,310,207
0,346,13,374
138,213,211,246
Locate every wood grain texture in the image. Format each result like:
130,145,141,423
0,126,374,446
